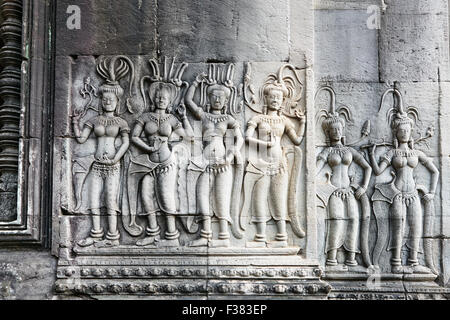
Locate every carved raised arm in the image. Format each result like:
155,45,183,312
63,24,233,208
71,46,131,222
185,78,204,120
369,145,389,176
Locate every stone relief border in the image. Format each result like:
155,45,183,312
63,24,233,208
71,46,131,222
0,0,52,245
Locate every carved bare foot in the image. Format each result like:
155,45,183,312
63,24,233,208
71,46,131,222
345,259,358,267
267,240,288,248
325,264,348,272
391,265,404,274
210,239,230,248
136,235,160,246
246,241,267,248
77,237,101,247
150,238,180,248
411,265,432,274
94,239,120,248
188,237,209,247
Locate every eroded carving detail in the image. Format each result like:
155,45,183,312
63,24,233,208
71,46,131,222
368,87,439,275
240,64,306,248
125,57,194,247
315,86,373,272
72,55,135,248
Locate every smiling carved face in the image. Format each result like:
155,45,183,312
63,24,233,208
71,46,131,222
209,89,228,111
154,88,171,111
396,123,412,143
265,88,284,111
328,121,344,143
102,92,118,113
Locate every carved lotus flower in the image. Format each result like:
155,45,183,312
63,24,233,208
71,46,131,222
144,284,157,293
73,284,88,294
237,284,251,294
180,284,194,293
106,268,117,276
265,269,276,277
281,269,291,277
121,268,132,276
238,269,249,277
109,284,122,293
217,283,231,293
292,285,304,294
91,284,105,293
164,284,176,293
135,268,145,276
253,284,266,293
92,268,103,277
80,268,90,277
273,284,288,294
64,268,75,277
181,269,192,276
165,268,177,276
127,284,141,293
307,284,319,294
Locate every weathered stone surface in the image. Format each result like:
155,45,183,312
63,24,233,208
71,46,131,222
0,250,56,300
315,10,379,82
55,0,157,56
2,0,450,301
379,0,450,82
158,0,290,62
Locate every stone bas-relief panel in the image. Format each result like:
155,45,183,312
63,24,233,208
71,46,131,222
52,54,446,298
53,55,327,297
314,82,442,293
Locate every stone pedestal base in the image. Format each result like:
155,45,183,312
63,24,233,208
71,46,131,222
55,246,330,298
324,271,446,300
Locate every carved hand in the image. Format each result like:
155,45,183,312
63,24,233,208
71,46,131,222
294,109,306,123
354,186,366,200
72,107,83,123
175,103,187,120
195,73,207,84
96,154,115,165
423,193,435,202
369,144,377,156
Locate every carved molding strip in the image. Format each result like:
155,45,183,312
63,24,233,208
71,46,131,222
0,0,51,244
0,0,22,223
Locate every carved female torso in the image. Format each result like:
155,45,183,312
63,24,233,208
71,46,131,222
320,146,354,189
201,113,238,164
381,149,424,193
139,112,181,163
86,115,129,161
250,114,290,165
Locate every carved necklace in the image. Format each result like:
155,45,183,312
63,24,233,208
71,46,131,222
96,115,122,127
148,113,172,125
205,113,229,124
260,115,283,125
394,149,418,157
329,145,350,157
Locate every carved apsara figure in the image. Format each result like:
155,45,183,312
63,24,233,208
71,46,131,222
127,57,194,247
72,55,135,247
369,88,439,274
184,64,244,247
240,64,306,247
315,87,373,271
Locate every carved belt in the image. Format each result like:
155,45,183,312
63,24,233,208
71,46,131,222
92,162,120,177
331,187,354,200
206,163,230,174
394,190,419,206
